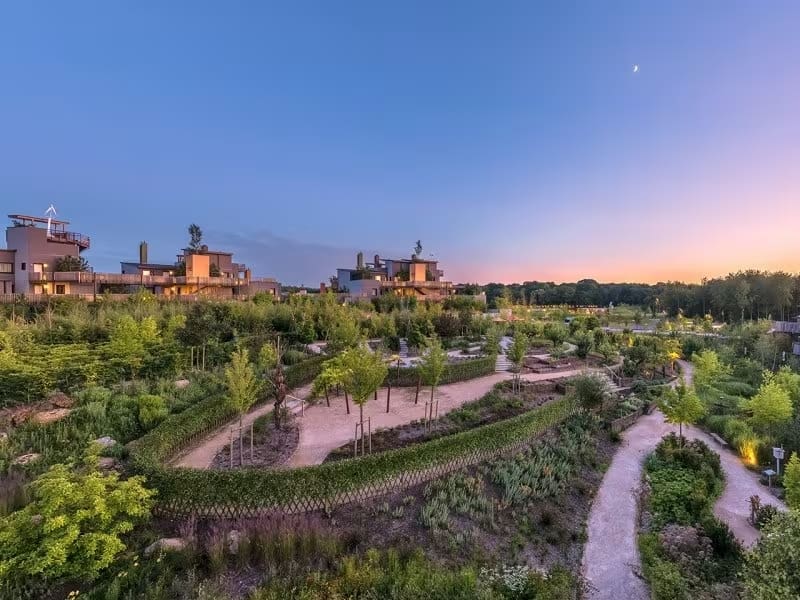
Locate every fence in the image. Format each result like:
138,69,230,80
143,398,578,519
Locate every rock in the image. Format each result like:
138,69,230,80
0,432,8,443
144,537,187,556
227,529,242,555
32,408,72,425
30,514,43,526
175,379,191,389
98,457,117,470
93,436,117,449
12,453,41,466
47,392,74,409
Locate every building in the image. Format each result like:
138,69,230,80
335,251,454,300
1,213,280,300
773,317,800,356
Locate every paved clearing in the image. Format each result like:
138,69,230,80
581,361,785,600
174,364,590,469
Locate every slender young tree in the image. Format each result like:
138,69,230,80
507,331,529,393
187,223,203,251
659,380,705,444
224,346,261,462
418,335,447,422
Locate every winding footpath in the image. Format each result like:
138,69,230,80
173,361,593,469
581,360,786,600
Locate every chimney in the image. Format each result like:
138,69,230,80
374,254,380,268
139,241,148,265
356,252,364,269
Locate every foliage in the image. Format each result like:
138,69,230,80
187,223,203,251
572,330,593,359
54,255,90,272
783,452,800,509
742,372,793,438
418,335,447,390
0,462,154,585
224,346,261,422
658,382,705,439
742,510,800,600
137,394,168,429
542,323,568,348
691,350,730,389
570,372,614,411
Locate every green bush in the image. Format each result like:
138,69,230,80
387,356,496,387
137,394,168,429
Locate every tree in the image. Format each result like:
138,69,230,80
784,453,800,509
659,381,705,442
341,346,388,447
507,331,529,393
414,240,423,257
0,463,154,584
573,330,594,359
54,255,90,272
543,322,568,349
742,510,800,600
571,372,614,411
743,373,793,440
691,349,729,389
224,346,261,461
327,314,363,354
188,223,203,252
418,335,447,419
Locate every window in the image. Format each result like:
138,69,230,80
55,284,66,295
21,262,26,271
0,263,11,273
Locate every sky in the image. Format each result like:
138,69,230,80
1,2,798,285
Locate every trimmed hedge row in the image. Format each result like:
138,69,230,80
387,355,496,387
134,396,577,514
128,355,327,466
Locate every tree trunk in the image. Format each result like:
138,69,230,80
429,386,435,421
324,386,330,408
239,416,244,466
359,403,364,454
344,391,350,414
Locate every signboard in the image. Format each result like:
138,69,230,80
773,447,785,460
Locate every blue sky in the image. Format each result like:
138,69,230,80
1,2,798,284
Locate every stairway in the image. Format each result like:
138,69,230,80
495,352,511,372
399,338,409,359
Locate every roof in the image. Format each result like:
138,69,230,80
9,214,70,226
120,261,177,270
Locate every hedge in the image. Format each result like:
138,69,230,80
128,355,327,467
132,396,577,516
386,355,496,387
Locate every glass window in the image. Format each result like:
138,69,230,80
0,263,12,273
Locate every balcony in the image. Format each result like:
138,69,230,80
381,280,452,290
773,321,800,334
30,271,250,288
50,230,91,250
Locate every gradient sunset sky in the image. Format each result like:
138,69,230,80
1,2,798,285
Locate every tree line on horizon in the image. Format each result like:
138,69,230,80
480,270,800,321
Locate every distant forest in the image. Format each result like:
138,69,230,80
479,270,800,321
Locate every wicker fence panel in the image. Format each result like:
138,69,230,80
154,405,578,519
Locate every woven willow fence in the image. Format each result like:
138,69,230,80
149,399,579,519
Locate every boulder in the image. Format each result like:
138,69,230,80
93,436,117,449
98,457,117,470
175,379,191,389
227,529,242,555
48,392,74,409
144,537,187,556
12,453,41,466
32,408,72,425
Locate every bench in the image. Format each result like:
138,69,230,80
709,433,728,447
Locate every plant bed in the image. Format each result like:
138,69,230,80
328,412,615,580
210,413,299,470
323,381,562,462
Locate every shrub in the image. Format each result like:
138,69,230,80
742,511,800,600
137,394,168,429
570,372,614,410
0,463,154,586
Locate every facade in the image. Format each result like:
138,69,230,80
773,316,800,356
1,214,280,300
335,251,453,300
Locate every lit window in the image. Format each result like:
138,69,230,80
0,263,12,273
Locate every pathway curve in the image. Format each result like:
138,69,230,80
173,363,592,470
581,361,785,600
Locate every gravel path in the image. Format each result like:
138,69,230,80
173,363,592,469
581,361,785,599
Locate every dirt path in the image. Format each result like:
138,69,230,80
581,361,785,599
173,364,591,470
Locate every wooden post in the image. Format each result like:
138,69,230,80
368,417,372,455
239,425,243,466
415,377,421,404
374,390,378,401
229,428,233,468
386,383,391,413
354,423,360,457
324,386,330,408
344,391,350,414
250,421,254,462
